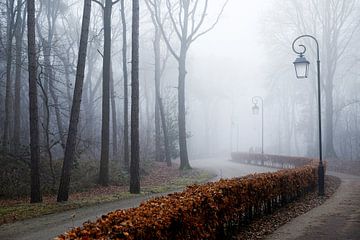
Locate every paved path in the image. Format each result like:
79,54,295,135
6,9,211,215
0,157,274,240
266,171,360,240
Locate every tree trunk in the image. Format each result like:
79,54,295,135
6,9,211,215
3,0,15,151
324,78,337,159
120,0,129,169
130,0,140,194
178,49,190,170
143,78,152,161
83,52,95,141
27,0,42,203
110,61,118,160
47,60,66,149
62,50,73,110
154,27,162,162
158,97,171,166
57,0,92,202
99,0,112,186
13,0,25,151
322,1,337,160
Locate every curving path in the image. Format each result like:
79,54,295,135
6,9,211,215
266,171,360,240
0,157,274,240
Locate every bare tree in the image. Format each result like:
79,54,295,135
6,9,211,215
57,0,92,202
145,0,171,165
2,0,16,151
130,0,140,194
120,0,129,169
266,0,360,159
93,0,120,185
27,0,42,203
110,61,118,160
147,0,228,169
13,0,26,151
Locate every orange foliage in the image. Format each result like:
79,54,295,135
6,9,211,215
57,156,319,240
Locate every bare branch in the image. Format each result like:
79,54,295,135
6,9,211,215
92,0,104,9
146,0,180,60
189,0,199,35
165,0,182,40
186,0,208,43
188,0,228,47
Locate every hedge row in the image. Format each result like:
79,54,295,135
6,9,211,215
231,152,318,168
57,157,318,240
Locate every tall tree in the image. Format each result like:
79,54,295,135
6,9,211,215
110,61,118,160
2,0,16,151
57,0,92,202
130,0,140,194
93,0,120,185
120,0,129,169
27,0,42,203
145,0,171,165
13,0,26,152
147,0,228,169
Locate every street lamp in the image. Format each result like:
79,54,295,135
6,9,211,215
293,53,310,78
252,96,264,165
292,34,325,196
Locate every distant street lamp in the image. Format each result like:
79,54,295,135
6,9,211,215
252,96,264,165
292,34,325,196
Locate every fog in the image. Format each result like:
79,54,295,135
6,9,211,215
187,0,270,157
1,0,359,198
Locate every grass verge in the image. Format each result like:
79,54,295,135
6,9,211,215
0,164,215,225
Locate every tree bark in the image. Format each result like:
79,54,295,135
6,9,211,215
120,0,129,169
158,97,171,166
130,0,140,194
57,0,92,202
99,0,112,186
13,0,25,151
110,61,118,160
27,0,42,203
178,50,190,170
48,58,66,149
83,49,96,141
324,77,337,158
154,27,162,162
3,0,15,151
322,1,338,159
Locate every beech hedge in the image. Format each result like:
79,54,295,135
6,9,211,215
231,152,319,168
57,155,319,240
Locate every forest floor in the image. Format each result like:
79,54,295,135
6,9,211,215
0,161,215,226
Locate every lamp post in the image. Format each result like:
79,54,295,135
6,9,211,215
292,34,324,196
252,96,264,165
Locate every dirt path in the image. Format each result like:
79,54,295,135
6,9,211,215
266,171,360,240
0,157,274,240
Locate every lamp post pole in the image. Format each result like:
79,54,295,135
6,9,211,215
292,34,324,196
252,96,264,165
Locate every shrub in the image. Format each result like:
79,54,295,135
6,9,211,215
57,155,318,240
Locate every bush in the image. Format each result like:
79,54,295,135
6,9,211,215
57,155,318,240
231,152,318,168
0,156,129,198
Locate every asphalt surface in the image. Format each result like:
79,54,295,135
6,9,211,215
0,157,274,240
266,171,360,240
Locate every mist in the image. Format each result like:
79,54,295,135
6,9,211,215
0,1,359,238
